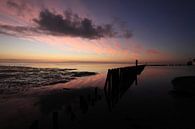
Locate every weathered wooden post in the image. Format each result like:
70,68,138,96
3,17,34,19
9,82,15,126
136,59,138,67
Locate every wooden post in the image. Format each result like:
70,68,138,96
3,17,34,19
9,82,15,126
136,60,138,67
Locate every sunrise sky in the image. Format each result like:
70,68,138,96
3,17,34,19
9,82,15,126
0,0,194,63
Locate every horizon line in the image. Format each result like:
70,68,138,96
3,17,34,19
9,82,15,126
0,59,187,65
0,59,134,64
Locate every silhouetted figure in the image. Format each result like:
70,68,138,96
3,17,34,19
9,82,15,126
53,111,59,129
29,120,39,129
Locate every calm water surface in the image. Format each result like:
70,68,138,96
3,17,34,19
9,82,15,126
0,63,195,129
0,62,133,72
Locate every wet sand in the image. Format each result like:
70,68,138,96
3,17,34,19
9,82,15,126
0,66,96,95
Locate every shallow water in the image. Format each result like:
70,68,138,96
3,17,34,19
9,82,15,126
0,66,97,94
0,63,195,129
0,62,132,72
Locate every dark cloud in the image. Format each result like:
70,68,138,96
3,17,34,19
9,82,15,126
0,8,132,39
33,9,133,39
33,9,119,39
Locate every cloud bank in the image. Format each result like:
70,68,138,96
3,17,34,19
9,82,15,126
34,9,118,39
0,8,132,39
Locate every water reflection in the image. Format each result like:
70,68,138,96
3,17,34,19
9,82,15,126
32,87,103,129
104,65,145,111
2,65,195,129
30,66,145,129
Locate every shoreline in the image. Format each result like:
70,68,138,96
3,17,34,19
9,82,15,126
0,65,97,95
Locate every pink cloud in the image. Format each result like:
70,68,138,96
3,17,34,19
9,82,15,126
0,0,39,25
0,0,93,26
29,35,130,57
146,49,161,55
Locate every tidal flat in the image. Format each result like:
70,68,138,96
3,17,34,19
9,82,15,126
0,66,96,94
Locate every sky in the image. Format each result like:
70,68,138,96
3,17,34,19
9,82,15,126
0,0,194,63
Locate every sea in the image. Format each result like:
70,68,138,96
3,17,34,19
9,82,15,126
0,62,195,129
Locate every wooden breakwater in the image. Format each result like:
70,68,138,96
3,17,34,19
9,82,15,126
105,65,145,87
104,65,145,110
